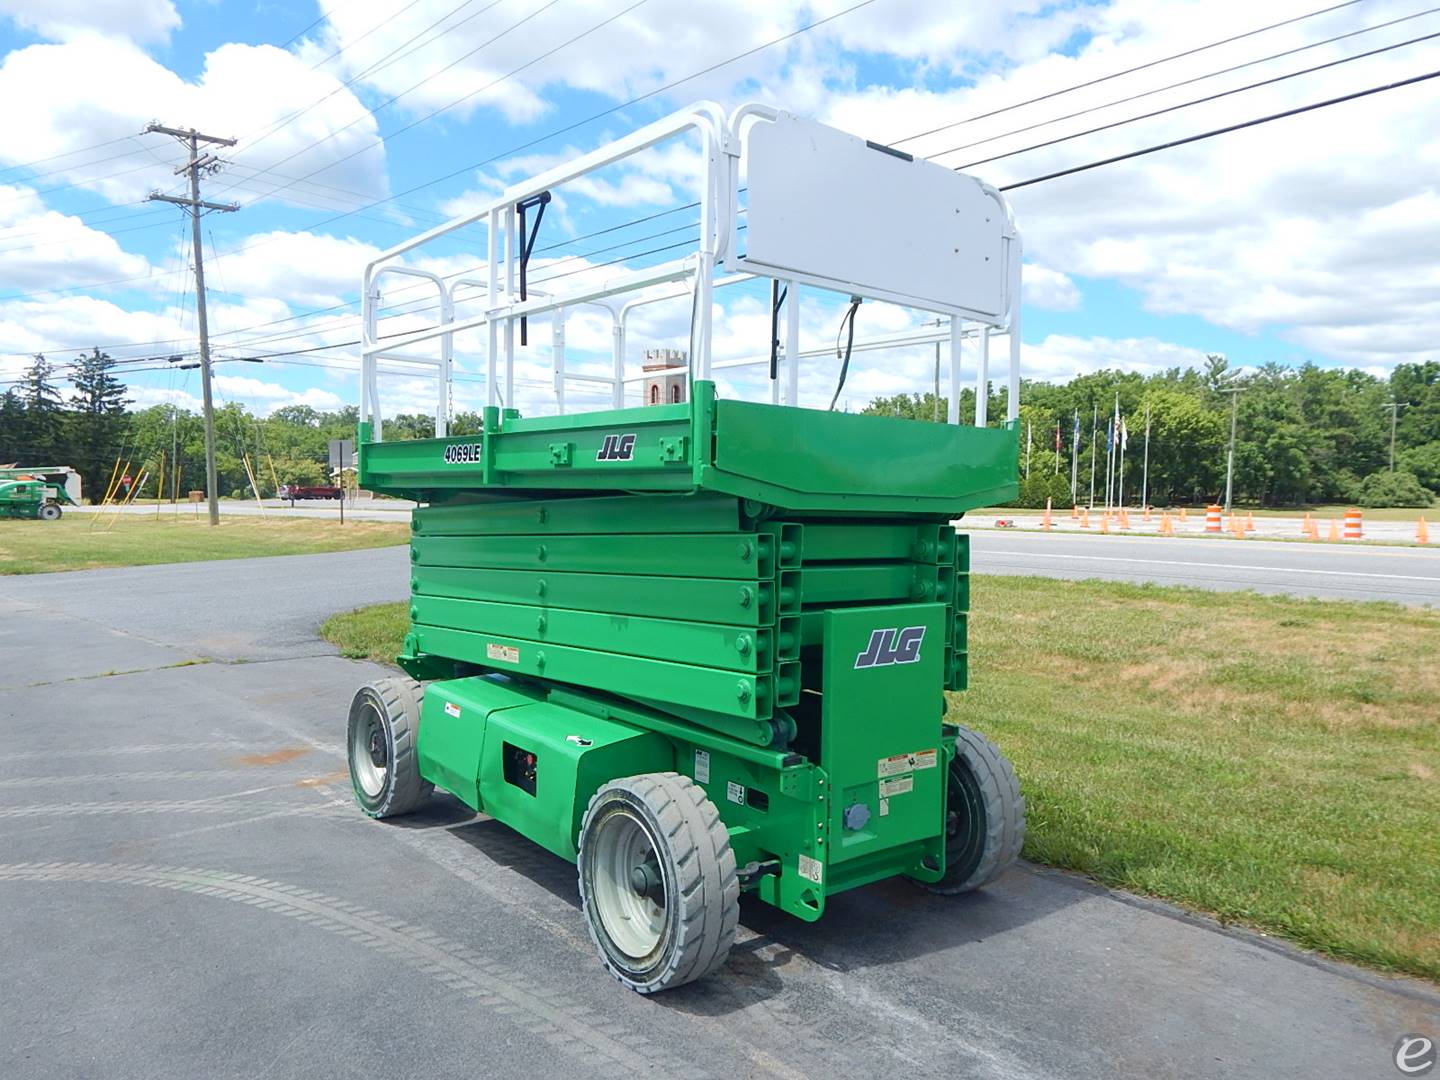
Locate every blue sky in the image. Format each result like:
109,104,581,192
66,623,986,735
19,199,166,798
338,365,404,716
1,0,1435,417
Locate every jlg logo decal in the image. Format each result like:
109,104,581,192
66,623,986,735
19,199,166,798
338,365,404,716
854,626,925,669
595,433,636,461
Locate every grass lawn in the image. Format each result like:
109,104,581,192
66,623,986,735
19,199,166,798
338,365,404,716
0,513,408,574
323,577,1440,983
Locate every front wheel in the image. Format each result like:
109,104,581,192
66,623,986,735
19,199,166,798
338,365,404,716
39,502,61,521
347,677,432,818
925,725,1026,895
578,773,738,993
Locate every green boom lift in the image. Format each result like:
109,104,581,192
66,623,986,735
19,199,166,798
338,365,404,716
346,103,1027,992
0,476,76,520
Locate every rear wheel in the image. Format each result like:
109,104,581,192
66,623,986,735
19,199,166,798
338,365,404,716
578,772,738,993
38,502,61,521
347,677,432,818
925,725,1025,894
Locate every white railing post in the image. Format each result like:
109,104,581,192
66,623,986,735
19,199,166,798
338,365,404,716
975,326,990,427
948,318,962,425
553,309,566,415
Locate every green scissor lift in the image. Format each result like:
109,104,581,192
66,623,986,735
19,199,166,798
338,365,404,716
346,103,1027,992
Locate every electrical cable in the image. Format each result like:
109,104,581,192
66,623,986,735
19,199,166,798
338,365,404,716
997,65,1440,190
924,5,1440,163
828,297,862,411
949,28,1440,172
892,0,1371,145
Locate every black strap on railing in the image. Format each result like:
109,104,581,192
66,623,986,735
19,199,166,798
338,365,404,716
516,191,551,346
769,280,788,381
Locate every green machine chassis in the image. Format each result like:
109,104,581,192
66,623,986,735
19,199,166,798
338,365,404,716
350,382,1021,987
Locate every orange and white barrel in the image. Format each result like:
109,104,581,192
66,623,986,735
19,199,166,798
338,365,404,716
1343,507,1363,541
1205,504,1222,533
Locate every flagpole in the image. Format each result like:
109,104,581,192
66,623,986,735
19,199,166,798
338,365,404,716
1118,415,1127,509
1104,416,1113,513
1070,408,1080,501
1088,403,1098,510
1141,404,1152,510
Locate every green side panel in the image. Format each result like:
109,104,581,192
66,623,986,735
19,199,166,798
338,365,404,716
818,603,948,886
798,523,943,563
477,700,673,861
411,623,772,721
413,565,774,625
706,398,1020,513
361,383,1018,514
416,675,546,809
412,532,772,579
413,596,771,673
800,564,942,605
412,492,742,536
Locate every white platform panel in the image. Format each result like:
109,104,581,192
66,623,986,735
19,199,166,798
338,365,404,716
740,113,1006,318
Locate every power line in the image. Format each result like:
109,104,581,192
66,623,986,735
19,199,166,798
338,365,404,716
947,28,1440,171
998,65,1440,190
923,5,1440,163
226,0,573,199
892,0,1370,146
0,0,871,306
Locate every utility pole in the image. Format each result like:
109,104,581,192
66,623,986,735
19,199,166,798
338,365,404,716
146,123,238,526
1221,386,1244,514
1381,401,1408,471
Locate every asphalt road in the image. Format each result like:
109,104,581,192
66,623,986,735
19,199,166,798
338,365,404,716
2,552,1436,1080
969,529,1440,606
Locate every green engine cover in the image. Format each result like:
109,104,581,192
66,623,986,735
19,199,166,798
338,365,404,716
418,674,673,860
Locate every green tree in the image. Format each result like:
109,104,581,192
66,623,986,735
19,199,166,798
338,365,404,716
0,389,23,463
15,354,64,463
1356,470,1433,508
68,348,131,499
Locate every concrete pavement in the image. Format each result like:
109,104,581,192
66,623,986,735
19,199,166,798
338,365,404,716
1,549,1436,1079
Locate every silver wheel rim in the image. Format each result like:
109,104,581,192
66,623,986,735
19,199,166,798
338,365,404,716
350,700,388,799
590,807,666,962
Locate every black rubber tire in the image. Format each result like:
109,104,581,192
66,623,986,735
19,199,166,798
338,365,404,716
578,772,739,993
925,725,1026,895
346,676,433,819
39,503,61,521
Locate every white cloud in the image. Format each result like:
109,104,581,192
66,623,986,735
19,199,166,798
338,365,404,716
0,0,178,43
0,37,387,208
0,183,151,289
1023,334,1214,381
1022,264,1080,311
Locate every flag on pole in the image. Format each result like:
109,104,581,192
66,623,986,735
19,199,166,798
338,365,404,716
1120,416,1128,450
1055,422,1061,453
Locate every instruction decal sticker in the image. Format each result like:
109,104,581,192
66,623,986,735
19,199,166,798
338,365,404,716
797,853,823,885
443,702,462,719
877,749,937,778
694,749,711,784
486,643,520,664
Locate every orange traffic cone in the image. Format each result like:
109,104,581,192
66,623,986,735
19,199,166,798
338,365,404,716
1418,517,1430,544
1178,507,1189,522
1071,505,1079,521
1081,508,1090,528
1160,512,1174,537
1302,512,1312,537
1143,506,1152,523
1245,511,1256,533
1042,498,1053,531
1327,519,1340,542
1100,514,1110,534
1119,508,1131,529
